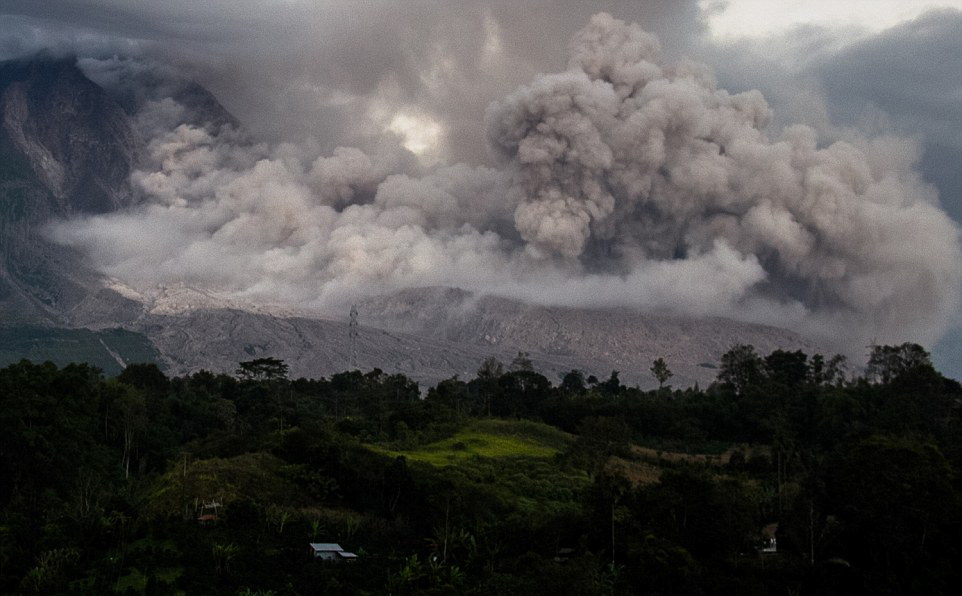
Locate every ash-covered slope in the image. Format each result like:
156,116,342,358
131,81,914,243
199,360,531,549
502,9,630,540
133,309,505,385
358,287,824,388
63,284,523,384
59,282,823,389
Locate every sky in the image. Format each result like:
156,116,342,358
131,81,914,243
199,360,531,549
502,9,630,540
2,1,962,376
704,0,962,38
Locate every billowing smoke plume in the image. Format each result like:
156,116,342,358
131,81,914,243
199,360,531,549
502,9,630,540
48,13,961,352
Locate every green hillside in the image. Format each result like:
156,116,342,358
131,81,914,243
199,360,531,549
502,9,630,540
0,326,161,375
372,419,573,465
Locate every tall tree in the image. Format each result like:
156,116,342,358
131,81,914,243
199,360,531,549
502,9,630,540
718,344,764,395
866,343,933,384
650,358,673,389
236,357,289,381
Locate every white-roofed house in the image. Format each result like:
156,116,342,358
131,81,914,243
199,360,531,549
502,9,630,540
309,543,358,562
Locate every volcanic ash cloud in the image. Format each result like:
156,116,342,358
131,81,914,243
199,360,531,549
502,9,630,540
486,13,961,346
50,13,962,353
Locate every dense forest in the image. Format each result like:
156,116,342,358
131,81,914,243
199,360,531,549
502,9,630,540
1,343,960,595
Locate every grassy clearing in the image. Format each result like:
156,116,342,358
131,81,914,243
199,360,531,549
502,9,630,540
372,419,573,466
605,456,662,488
630,444,771,466
607,444,772,488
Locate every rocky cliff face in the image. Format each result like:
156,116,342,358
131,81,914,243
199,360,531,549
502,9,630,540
0,57,139,216
0,56,235,325
0,57,141,323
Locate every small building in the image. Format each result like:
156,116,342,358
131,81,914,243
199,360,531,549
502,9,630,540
197,499,221,524
759,522,778,554
309,543,358,561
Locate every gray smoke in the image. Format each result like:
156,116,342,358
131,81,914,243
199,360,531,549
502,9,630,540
0,1,705,165
46,13,962,353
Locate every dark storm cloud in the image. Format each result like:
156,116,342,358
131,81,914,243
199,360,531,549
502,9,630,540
807,9,962,229
705,9,962,177
814,10,962,146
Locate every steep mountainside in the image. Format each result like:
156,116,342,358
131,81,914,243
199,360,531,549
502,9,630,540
0,56,238,325
0,58,139,214
0,326,160,375
358,287,824,388
57,281,825,388
0,57,139,322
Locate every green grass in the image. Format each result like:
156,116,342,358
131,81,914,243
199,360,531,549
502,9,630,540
372,419,573,466
442,455,589,516
368,420,588,516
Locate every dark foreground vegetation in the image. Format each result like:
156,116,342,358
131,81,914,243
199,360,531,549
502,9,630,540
1,343,961,595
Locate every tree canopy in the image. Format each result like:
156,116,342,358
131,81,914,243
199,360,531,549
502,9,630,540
1,341,960,595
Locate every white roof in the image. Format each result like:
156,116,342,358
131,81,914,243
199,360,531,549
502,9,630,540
309,543,343,552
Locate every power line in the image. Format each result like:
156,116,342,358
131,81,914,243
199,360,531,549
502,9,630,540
349,304,359,370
